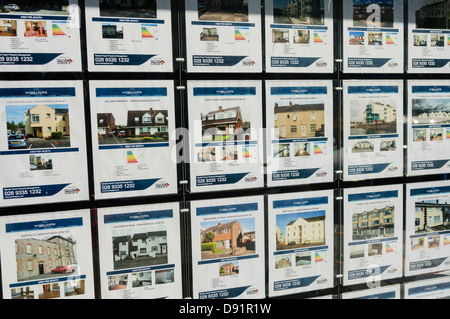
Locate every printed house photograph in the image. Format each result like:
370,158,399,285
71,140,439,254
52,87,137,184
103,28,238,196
273,0,325,25
201,105,251,142
349,99,397,135
198,0,249,22
415,0,450,30
412,98,450,125
274,101,325,138
353,0,394,28
200,217,256,260
414,199,450,234
6,104,71,150
276,210,326,251
0,0,70,15
15,234,78,282
97,108,169,145
99,0,157,19
351,204,395,240
112,227,168,270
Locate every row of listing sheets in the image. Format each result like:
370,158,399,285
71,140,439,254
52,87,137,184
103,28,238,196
0,0,449,74
1,182,450,299
1,79,450,207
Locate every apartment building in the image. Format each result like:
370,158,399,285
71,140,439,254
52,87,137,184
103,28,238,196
352,206,395,240
24,104,69,138
274,102,325,138
284,215,325,246
15,235,77,281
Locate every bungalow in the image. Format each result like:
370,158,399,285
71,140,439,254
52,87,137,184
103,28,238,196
126,108,168,137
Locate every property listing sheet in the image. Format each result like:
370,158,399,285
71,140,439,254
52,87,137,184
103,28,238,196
343,0,404,73
0,80,89,207
265,80,334,187
264,0,334,73
267,190,334,297
406,80,450,176
190,196,265,299
343,80,403,181
184,0,262,72
89,80,177,200
407,0,450,73
0,210,95,299
0,0,82,72
405,181,450,277
187,80,263,193
97,202,182,299
404,276,450,299
341,285,401,299
85,0,173,72
343,184,403,286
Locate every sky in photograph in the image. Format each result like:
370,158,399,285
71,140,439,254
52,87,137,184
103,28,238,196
200,217,255,233
412,98,450,116
5,104,68,123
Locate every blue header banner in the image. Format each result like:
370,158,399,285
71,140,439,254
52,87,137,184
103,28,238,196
104,209,173,224
6,217,83,233
273,197,328,209
95,87,167,98
270,86,327,95
348,190,398,202
0,87,76,98
193,87,256,96
411,86,450,94
348,86,398,94
196,202,258,216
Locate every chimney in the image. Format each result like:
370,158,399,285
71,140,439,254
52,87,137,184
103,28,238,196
218,106,223,112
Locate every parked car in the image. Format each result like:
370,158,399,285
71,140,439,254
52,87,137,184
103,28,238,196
51,266,67,274
4,4,20,11
118,130,126,137
51,264,77,274
8,134,28,149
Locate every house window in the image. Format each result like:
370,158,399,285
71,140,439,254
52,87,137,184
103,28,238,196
290,125,297,134
26,244,32,254
38,246,43,255
155,115,165,123
293,113,297,121
47,247,51,255
31,114,39,123
63,127,67,132
135,117,139,123
26,260,33,271
142,115,151,123
310,124,316,134
311,111,316,122
139,248,147,254
99,119,104,124
47,127,52,132
46,113,51,119
415,218,420,226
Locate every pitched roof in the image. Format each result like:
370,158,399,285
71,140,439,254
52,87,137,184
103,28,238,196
201,220,239,233
127,109,168,127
